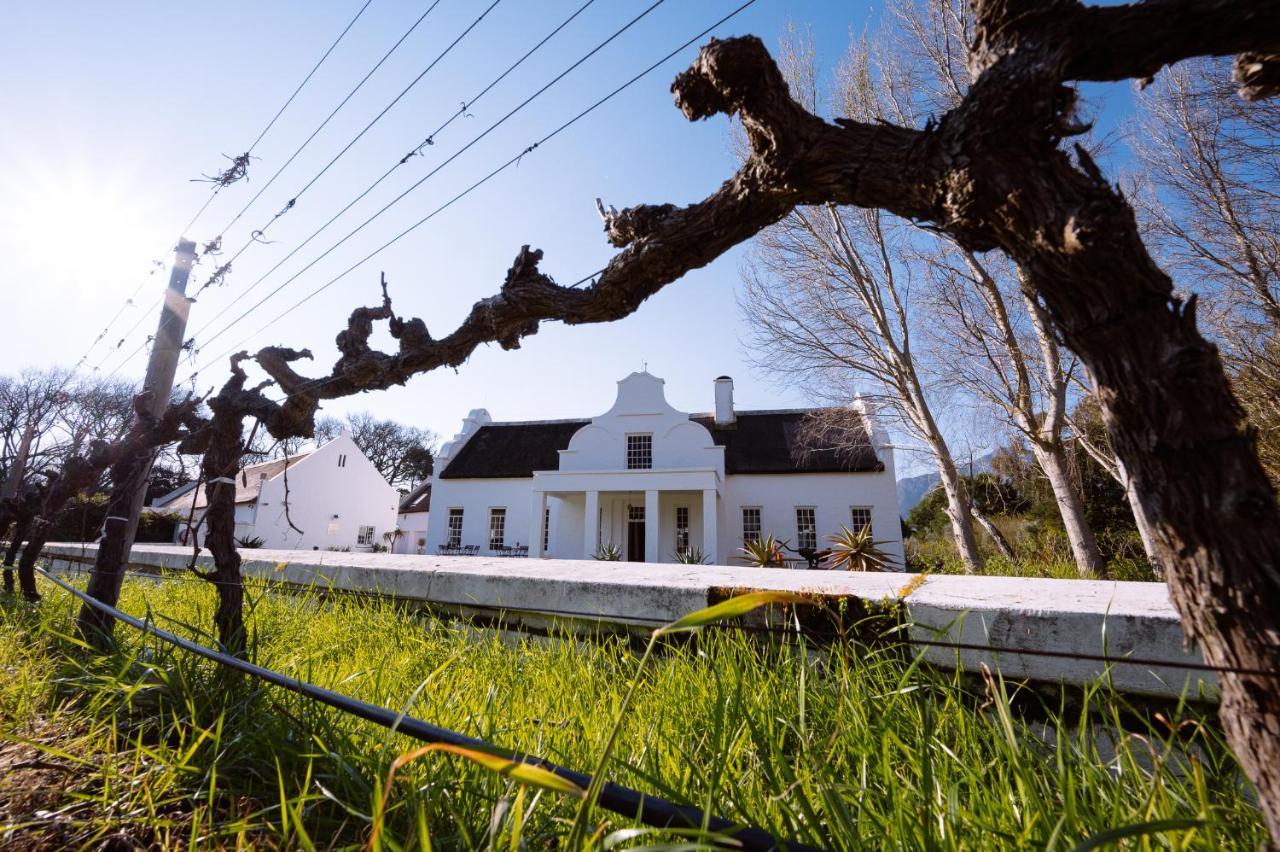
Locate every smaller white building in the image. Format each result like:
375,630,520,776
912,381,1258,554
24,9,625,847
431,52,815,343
393,482,430,555
151,432,399,552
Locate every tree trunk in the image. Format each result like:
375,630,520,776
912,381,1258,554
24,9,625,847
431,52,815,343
201,420,248,658
1031,441,1106,577
2,516,26,596
16,525,48,601
929,442,985,571
970,505,1014,560
77,442,153,646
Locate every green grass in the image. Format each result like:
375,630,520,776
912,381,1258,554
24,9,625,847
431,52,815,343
0,571,1266,850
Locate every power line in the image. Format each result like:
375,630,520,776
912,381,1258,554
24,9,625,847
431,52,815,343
185,0,674,369
205,0,448,252
76,1,375,381
185,0,596,329
179,0,377,238
185,1,755,383
193,0,507,299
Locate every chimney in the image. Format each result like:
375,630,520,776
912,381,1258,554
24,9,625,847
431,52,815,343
714,376,736,426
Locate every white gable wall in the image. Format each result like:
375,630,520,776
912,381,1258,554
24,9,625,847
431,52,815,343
242,433,399,552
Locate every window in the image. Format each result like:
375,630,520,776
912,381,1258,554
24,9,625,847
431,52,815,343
626,434,653,470
337,453,347,468
628,504,645,522
675,506,690,555
357,525,375,546
488,507,507,550
850,506,873,535
447,508,464,547
542,506,550,554
795,507,817,550
742,507,762,543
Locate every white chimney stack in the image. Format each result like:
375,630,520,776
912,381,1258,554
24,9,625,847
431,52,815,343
714,375,736,426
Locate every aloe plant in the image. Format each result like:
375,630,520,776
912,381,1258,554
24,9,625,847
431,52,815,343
673,547,710,565
826,524,893,571
737,535,786,567
593,543,623,561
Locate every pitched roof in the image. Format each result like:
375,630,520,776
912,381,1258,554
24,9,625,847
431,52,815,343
692,411,883,474
440,420,589,479
153,450,315,512
438,411,881,479
399,481,431,513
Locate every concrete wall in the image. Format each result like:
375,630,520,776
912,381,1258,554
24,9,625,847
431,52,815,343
42,543,1215,702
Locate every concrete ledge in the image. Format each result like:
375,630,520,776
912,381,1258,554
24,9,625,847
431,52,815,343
41,543,1215,701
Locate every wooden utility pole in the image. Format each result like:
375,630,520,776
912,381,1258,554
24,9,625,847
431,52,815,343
118,239,197,557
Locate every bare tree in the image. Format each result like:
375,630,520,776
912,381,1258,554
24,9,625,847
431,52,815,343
739,29,986,571
1135,57,1280,482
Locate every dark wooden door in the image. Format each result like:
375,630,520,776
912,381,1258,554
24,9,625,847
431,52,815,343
627,518,645,562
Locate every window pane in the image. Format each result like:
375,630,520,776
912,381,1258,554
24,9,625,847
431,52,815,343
488,508,507,550
675,506,690,554
850,506,872,535
626,434,653,470
542,507,550,553
796,507,816,550
447,508,464,547
742,507,762,542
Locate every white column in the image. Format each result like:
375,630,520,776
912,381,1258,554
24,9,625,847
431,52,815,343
583,490,599,559
529,490,547,558
644,489,660,563
702,489,718,565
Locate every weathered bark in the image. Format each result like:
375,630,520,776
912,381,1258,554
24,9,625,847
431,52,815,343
76,394,203,647
15,444,111,601
3,486,44,597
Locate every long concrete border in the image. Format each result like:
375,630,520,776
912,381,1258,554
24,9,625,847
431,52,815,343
41,543,1215,701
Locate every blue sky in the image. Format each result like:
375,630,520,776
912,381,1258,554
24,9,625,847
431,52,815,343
0,1,1135,470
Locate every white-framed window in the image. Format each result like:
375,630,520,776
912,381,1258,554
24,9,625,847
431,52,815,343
488,507,507,550
542,506,550,554
357,525,375,546
742,506,762,543
625,434,653,470
850,506,873,535
795,507,817,550
446,508,464,547
675,506,690,555
628,504,645,523
337,453,347,468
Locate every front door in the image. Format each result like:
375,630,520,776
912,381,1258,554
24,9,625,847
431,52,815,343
627,504,645,562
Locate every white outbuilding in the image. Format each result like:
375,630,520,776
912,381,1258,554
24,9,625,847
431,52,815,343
426,372,902,567
152,431,399,552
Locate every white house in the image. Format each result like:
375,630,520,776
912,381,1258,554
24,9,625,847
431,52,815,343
425,372,903,567
152,431,400,552
393,482,430,555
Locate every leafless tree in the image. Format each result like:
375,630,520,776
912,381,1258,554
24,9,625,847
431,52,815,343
1135,57,1280,482
739,28,986,571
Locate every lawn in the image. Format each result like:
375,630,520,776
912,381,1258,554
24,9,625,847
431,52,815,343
0,571,1266,850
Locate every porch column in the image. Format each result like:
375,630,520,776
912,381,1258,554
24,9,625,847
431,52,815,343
583,490,599,559
702,489,718,565
644,489,660,563
529,490,547,558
